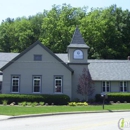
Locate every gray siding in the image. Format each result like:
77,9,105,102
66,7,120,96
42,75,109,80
2,44,72,98
93,81,130,96
69,64,89,100
68,48,88,63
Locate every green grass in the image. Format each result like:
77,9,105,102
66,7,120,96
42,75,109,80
0,104,130,116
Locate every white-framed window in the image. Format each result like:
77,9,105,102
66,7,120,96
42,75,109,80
33,76,41,93
120,81,127,92
11,75,20,93
34,55,42,61
54,76,63,93
102,81,110,92
0,82,2,93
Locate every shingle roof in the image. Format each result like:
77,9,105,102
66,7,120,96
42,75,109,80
56,54,130,81
0,52,19,68
0,52,130,81
0,53,19,81
67,27,89,48
88,60,130,81
0,41,73,73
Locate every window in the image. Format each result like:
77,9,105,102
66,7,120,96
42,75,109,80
120,81,127,92
102,81,110,92
33,76,41,93
0,82,2,93
11,76,20,92
34,55,42,61
54,76,63,93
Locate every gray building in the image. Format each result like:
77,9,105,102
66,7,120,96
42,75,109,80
0,27,130,100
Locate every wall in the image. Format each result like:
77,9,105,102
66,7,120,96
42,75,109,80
94,81,130,95
2,44,72,98
69,64,90,101
68,48,88,63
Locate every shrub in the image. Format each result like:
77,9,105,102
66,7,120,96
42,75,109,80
0,94,70,105
68,102,88,106
27,102,32,106
95,94,102,103
22,101,27,106
68,102,77,106
95,93,130,103
109,101,114,104
39,102,44,106
18,102,22,106
2,100,8,105
31,102,38,107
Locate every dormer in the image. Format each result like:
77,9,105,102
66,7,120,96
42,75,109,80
67,27,89,63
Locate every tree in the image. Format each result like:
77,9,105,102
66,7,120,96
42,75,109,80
40,4,87,53
80,5,130,59
77,68,94,101
0,18,15,52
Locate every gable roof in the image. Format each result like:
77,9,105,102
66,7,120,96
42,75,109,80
0,52,19,69
0,41,73,73
1,52,130,81
67,27,89,48
88,60,130,81
56,54,130,81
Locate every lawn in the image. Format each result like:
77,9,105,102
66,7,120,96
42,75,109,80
0,104,130,116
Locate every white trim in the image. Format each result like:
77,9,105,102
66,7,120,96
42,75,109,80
33,76,41,93
11,76,20,93
54,76,63,93
120,81,127,92
102,81,110,92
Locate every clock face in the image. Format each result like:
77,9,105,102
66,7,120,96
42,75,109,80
74,50,83,59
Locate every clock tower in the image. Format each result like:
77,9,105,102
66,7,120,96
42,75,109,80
67,27,90,100
67,27,89,64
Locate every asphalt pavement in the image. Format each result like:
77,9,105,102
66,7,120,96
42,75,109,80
0,109,130,121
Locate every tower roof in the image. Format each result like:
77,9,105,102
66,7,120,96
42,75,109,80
68,27,89,48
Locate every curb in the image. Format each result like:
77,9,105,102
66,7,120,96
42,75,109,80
7,110,130,120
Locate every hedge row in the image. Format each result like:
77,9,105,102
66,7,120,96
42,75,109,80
0,94,70,105
95,93,130,103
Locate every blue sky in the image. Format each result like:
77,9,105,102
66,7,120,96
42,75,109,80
0,0,130,23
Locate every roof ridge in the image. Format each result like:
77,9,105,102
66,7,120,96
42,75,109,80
1,41,73,73
70,27,86,44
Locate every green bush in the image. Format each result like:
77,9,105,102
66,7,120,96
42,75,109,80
68,102,88,106
22,101,27,106
39,102,44,106
107,93,130,103
31,102,38,107
2,99,8,105
18,102,22,106
95,94,102,102
0,94,70,105
95,93,130,103
68,102,77,106
77,102,88,106
27,102,32,106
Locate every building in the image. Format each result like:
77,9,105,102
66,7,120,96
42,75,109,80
0,27,130,100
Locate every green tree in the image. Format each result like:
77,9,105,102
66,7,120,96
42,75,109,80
0,18,15,52
40,4,87,53
80,5,130,59
13,18,34,52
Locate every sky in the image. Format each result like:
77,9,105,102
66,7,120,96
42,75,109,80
0,0,130,23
